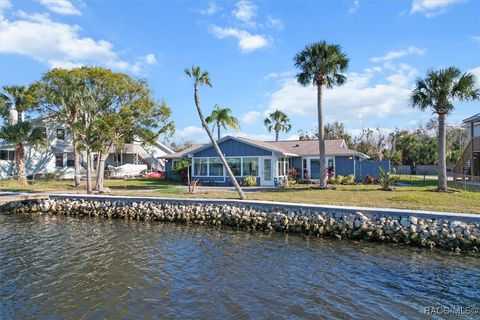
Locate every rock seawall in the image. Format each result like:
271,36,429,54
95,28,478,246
2,197,479,253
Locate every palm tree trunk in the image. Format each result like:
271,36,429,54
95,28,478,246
437,113,448,191
86,149,93,194
194,85,246,200
317,84,327,188
217,122,221,140
15,142,27,185
275,131,279,142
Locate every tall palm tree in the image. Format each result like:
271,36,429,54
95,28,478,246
185,66,246,200
0,85,44,185
294,41,349,188
411,67,479,191
205,104,240,140
264,110,291,141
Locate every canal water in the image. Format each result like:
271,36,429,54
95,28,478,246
1,213,479,319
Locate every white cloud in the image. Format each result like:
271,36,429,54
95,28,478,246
469,66,480,84
199,2,221,15
348,0,360,14
210,25,271,53
266,63,421,125
266,15,284,30
241,111,261,125
0,0,12,10
174,125,208,142
145,53,157,65
237,132,273,141
263,71,293,81
0,12,153,73
40,0,81,16
370,46,425,63
232,0,257,27
410,0,467,17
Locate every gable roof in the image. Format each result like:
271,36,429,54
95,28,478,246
163,135,368,159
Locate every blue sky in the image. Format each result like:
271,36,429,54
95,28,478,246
1,0,479,143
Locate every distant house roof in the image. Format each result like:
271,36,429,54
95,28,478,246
163,144,203,159
268,139,367,158
462,113,480,126
164,135,368,159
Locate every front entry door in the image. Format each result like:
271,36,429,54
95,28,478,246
261,158,273,186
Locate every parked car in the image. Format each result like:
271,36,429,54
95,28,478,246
107,164,147,179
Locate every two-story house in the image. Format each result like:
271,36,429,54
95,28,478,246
453,113,480,182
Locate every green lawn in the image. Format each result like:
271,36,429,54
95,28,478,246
0,176,478,214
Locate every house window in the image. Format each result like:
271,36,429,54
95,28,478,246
66,153,75,167
55,153,64,167
242,157,259,176
227,158,241,176
277,158,289,176
194,158,208,176
0,150,15,161
56,129,65,140
209,158,224,176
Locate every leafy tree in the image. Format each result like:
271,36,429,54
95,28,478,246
264,110,291,141
37,69,89,187
0,85,45,184
411,67,479,191
185,65,246,200
170,139,195,152
205,104,240,140
65,67,174,193
294,41,349,188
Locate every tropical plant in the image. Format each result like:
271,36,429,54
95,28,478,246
243,176,257,187
410,67,480,191
0,85,44,185
205,104,240,140
378,167,399,191
264,110,291,141
294,41,349,188
37,69,89,187
184,65,246,200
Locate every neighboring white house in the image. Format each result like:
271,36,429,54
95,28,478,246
0,115,173,179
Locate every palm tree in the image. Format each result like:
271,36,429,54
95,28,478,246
411,67,479,191
0,85,44,185
264,110,291,141
185,66,246,200
294,41,349,188
38,70,87,188
205,104,240,140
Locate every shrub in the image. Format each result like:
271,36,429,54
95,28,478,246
243,176,257,187
378,167,399,191
332,174,355,185
287,167,298,180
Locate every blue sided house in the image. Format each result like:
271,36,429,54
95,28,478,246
164,136,390,186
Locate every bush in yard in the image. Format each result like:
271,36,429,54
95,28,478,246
332,175,355,185
378,167,399,191
243,176,257,187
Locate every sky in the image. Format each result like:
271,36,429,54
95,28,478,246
1,0,479,143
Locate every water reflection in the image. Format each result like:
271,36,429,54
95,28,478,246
1,214,479,319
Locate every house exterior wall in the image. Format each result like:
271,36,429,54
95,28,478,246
193,139,272,157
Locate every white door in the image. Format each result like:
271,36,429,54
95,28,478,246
261,157,273,186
